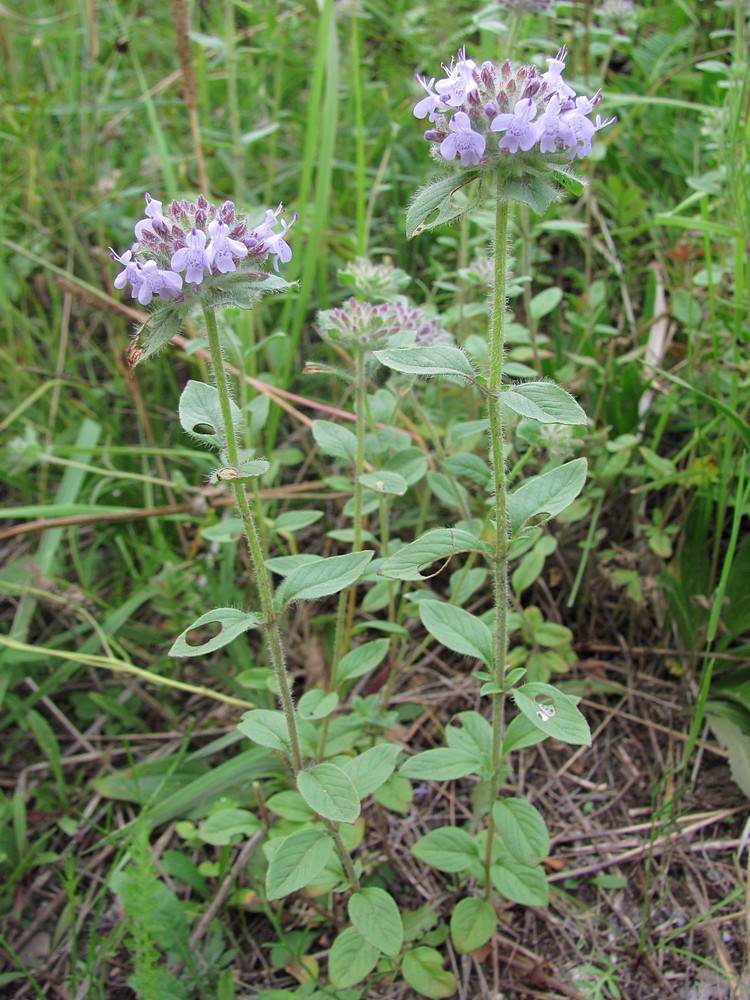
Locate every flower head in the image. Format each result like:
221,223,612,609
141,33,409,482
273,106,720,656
414,45,615,173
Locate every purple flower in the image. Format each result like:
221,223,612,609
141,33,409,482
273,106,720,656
491,98,541,153
535,95,574,153
439,111,486,166
254,205,296,271
541,47,576,100
111,249,143,299
136,260,183,304
414,75,447,122
561,95,600,158
134,193,165,240
206,220,249,274
170,227,211,284
435,49,478,108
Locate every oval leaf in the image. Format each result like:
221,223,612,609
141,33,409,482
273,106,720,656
400,747,482,781
490,854,549,907
450,897,497,954
265,828,333,900
328,926,380,989
349,887,403,957
237,709,291,754
512,682,592,746
379,528,490,581
492,798,550,865
297,763,360,823
507,458,587,533
402,946,458,999
342,743,402,799
338,638,390,684
169,608,262,657
406,171,480,238
275,551,374,608
359,470,409,495
312,419,357,463
419,602,494,668
411,827,480,874
178,380,241,444
373,345,476,381
501,382,587,425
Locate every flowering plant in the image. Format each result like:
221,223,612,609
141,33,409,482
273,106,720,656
410,46,615,231
111,193,296,364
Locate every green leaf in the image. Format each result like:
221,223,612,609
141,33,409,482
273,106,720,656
328,926,381,989
274,551,374,608
265,828,334,900
507,458,588,533
400,747,483,781
312,419,357,463
198,808,260,846
265,790,314,822
374,772,413,814
337,638,390,684
379,528,489,581
501,713,547,755
501,172,560,215
406,171,480,238
419,602,494,668
208,459,270,484
178,380,241,445
446,712,493,762
501,382,587,425
490,853,549,906
549,167,586,198
450,898,496,954
297,763,361,822
402,946,458,999
271,510,324,533
529,287,564,320
342,743,402,799
411,827,480,874
512,682,591,745
492,798,549,865
349,887,403,957
237,709,291,755
707,714,750,797
132,302,187,365
296,689,339,721
373,345,477,381
359,470,409,495
169,608,262,657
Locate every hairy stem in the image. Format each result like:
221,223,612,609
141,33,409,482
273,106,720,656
203,305,302,773
483,189,511,893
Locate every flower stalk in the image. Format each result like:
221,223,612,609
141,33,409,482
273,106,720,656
203,305,303,774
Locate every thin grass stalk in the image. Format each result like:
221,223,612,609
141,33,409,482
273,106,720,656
203,305,302,773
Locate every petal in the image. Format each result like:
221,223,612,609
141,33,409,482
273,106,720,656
171,248,189,272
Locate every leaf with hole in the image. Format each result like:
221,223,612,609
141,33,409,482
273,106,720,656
178,380,241,445
512,682,591,745
169,608,262,657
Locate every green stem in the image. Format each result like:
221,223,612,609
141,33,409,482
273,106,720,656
483,188,511,894
203,305,302,773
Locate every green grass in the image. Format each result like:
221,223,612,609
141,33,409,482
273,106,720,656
2,1,749,997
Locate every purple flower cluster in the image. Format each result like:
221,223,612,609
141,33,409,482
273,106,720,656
415,47,615,167
320,298,450,351
111,193,296,305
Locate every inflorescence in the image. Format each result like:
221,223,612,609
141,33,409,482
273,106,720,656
319,298,450,351
111,193,296,306
414,46,615,168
